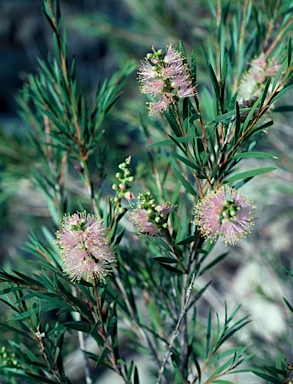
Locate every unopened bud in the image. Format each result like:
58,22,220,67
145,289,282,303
125,191,135,200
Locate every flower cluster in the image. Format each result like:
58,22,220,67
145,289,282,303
237,53,281,104
193,187,255,245
130,192,175,236
112,156,135,212
56,212,116,282
0,347,19,369
137,45,197,115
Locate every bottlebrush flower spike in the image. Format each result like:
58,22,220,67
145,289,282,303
193,187,255,245
237,53,281,104
137,45,197,115
56,212,116,282
130,193,175,236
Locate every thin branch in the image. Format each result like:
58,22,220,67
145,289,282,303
113,270,162,369
71,286,93,384
156,273,196,384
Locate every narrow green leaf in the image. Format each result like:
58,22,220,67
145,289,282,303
252,371,283,384
271,59,289,92
153,257,177,264
266,366,287,376
172,152,201,172
207,355,236,378
241,96,261,132
209,64,220,98
94,347,110,367
0,322,35,342
232,151,278,159
147,136,194,148
226,167,276,183
158,263,183,274
288,36,292,66
176,235,198,246
271,83,293,104
133,366,139,384
2,369,58,384
164,109,181,137
172,167,198,196
219,320,251,347
63,321,92,333
259,78,271,108
171,355,185,384
206,308,212,358
191,50,197,82
199,253,229,276
193,352,202,383
283,297,293,313
208,108,249,125
207,347,247,366
190,281,212,307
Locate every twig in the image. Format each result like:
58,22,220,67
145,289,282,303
92,281,128,384
71,286,93,384
156,273,196,384
113,270,162,368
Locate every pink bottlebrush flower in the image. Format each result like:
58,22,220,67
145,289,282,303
170,73,191,88
130,201,175,236
160,62,186,79
137,58,162,95
140,78,165,96
155,202,175,216
138,45,197,115
130,209,160,236
250,53,267,69
56,212,116,282
193,187,255,245
148,93,175,115
164,45,184,64
237,54,282,103
137,59,157,82
177,83,197,98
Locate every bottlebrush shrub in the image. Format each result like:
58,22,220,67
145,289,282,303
0,0,292,383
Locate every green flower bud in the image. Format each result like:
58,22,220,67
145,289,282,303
119,162,126,169
230,209,237,217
